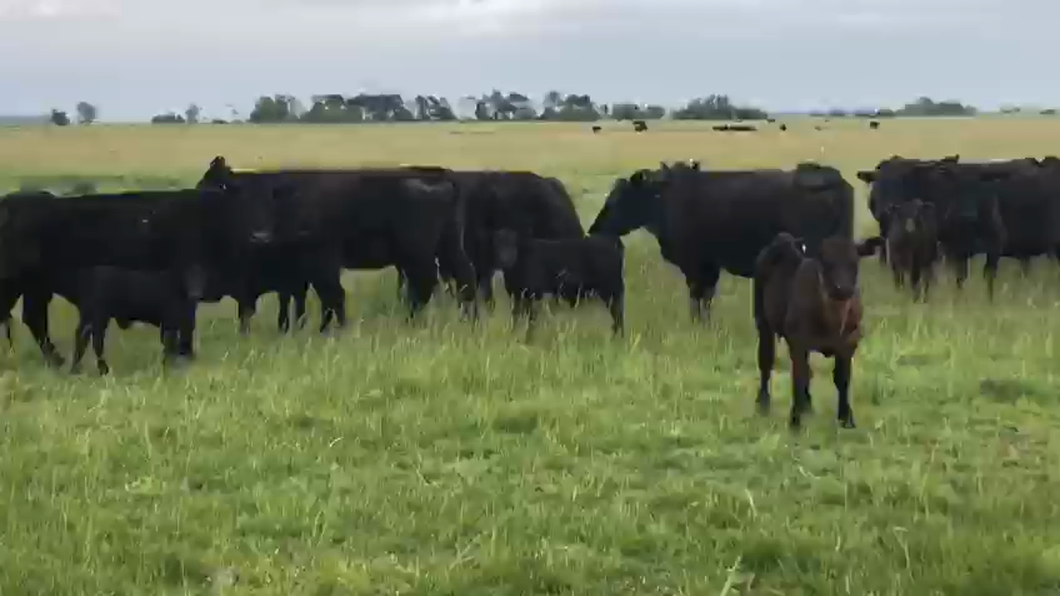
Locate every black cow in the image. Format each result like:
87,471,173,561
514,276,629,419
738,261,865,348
588,160,854,320
884,199,940,300
856,155,1055,298
493,229,625,338
869,121,880,130
197,158,478,327
591,126,602,134
779,124,788,132
443,170,585,305
633,120,648,132
0,188,238,366
51,265,201,375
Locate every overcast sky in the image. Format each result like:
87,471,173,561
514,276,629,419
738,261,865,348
0,0,1055,121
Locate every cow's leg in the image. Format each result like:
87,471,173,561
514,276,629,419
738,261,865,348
311,269,346,334
70,316,91,374
236,297,256,335
92,320,109,376
1019,257,1032,278
909,259,923,301
436,227,479,321
293,282,309,330
834,354,855,429
275,290,290,333
756,328,775,416
177,304,196,360
22,291,63,367
402,258,439,320
607,292,625,336
161,325,180,369
984,250,1001,302
952,254,969,291
788,346,811,430
891,259,904,290
523,297,541,342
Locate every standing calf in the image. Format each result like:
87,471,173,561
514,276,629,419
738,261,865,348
53,266,203,375
754,233,883,429
493,229,625,337
885,199,939,301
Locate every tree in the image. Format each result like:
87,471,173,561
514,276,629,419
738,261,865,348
896,96,976,117
249,94,300,123
672,95,767,121
185,103,201,124
151,112,186,124
50,109,70,126
76,101,98,125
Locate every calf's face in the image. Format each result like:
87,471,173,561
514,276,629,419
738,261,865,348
817,237,882,301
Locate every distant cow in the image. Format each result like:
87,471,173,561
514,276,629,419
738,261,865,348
52,265,203,375
753,232,882,429
766,118,777,123
493,229,625,338
588,160,855,321
884,199,939,300
869,120,880,130
779,124,788,132
632,120,648,132
591,126,602,134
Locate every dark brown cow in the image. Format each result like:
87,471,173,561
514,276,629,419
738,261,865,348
632,120,648,132
754,232,882,429
885,199,939,300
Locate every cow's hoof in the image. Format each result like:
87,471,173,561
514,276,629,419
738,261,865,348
840,418,857,429
756,397,770,416
48,355,66,369
96,362,110,376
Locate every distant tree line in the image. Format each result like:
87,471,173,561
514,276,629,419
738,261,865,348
44,94,1060,127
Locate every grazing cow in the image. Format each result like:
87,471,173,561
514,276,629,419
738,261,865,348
754,232,883,429
779,124,788,132
0,188,241,366
869,120,880,130
51,266,202,375
197,158,478,327
884,199,939,300
766,118,777,123
591,126,602,134
632,120,648,132
588,160,855,321
492,229,625,337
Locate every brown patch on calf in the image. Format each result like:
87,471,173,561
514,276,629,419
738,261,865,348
753,233,882,429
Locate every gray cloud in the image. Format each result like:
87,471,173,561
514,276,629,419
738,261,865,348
0,0,1056,120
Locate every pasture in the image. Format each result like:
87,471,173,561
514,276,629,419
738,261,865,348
1,118,1059,594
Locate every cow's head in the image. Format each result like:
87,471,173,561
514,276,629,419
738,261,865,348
886,199,936,238
588,166,674,236
585,163,691,237
817,236,882,301
197,156,233,191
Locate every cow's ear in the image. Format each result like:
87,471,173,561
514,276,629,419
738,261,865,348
856,170,876,183
630,171,645,186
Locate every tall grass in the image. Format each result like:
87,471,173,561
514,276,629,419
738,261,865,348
1,118,1059,594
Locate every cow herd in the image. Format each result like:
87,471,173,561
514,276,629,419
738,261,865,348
1,152,1056,429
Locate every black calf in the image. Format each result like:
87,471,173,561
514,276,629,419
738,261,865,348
493,229,625,338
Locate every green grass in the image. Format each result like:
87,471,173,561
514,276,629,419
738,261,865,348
2,119,1060,594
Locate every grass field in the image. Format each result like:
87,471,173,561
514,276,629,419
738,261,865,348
2,118,1060,595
